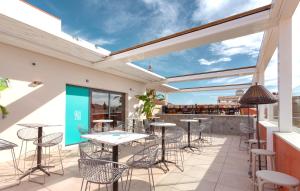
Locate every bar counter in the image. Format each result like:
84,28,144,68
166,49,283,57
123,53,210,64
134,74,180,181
157,114,254,135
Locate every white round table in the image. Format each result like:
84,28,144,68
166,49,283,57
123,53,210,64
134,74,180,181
93,119,113,123
93,119,114,149
180,119,199,151
150,122,176,171
193,117,208,122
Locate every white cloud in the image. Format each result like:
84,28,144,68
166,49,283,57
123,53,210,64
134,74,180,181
210,33,264,58
192,0,271,23
210,75,252,84
62,26,116,46
198,57,231,65
141,0,185,39
89,38,116,46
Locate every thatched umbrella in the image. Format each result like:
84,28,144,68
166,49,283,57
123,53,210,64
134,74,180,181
239,83,277,169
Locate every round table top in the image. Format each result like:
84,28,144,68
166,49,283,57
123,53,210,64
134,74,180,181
150,122,176,127
180,119,199,122
193,118,209,120
17,123,62,128
256,170,300,186
148,116,160,119
93,119,113,123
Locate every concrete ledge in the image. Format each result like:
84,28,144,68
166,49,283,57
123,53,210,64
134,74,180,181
158,114,254,135
274,132,300,152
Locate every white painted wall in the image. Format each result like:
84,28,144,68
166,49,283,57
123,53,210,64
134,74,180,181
0,42,146,161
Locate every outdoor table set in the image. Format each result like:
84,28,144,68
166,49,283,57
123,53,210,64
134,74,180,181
81,130,149,191
17,123,61,181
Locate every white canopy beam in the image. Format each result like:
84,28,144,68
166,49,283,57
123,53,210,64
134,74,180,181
94,5,273,69
253,0,300,83
166,66,255,83
180,83,252,92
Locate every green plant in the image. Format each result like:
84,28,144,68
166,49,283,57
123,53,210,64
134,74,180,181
135,89,164,119
0,105,8,119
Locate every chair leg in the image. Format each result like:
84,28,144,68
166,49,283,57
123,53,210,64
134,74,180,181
29,148,37,182
84,181,89,191
24,141,27,171
150,167,155,191
11,148,21,183
80,179,85,191
127,168,133,191
57,144,64,175
147,168,152,191
17,140,24,172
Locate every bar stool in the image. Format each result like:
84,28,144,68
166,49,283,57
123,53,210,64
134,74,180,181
251,149,275,184
256,170,299,191
248,139,266,174
17,128,40,172
248,139,267,151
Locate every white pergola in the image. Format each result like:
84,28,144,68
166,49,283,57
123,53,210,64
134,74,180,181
0,0,298,133
94,0,299,133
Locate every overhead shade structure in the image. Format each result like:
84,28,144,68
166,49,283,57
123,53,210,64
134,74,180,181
239,83,277,170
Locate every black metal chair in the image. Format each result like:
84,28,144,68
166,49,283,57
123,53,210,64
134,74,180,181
78,159,129,191
165,127,185,171
29,132,64,184
0,138,19,187
79,141,112,160
17,128,40,172
126,144,159,191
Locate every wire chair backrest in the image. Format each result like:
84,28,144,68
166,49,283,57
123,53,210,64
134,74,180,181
33,132,63,147
17,127,40,141
78,159,128,184
166,126,184,142
78,141,94,159
0,139,17,151
128,144,159,168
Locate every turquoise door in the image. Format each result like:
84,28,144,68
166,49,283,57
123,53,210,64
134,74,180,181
65,85,90,145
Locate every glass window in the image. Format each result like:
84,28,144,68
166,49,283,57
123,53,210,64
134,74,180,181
90,90,125,130
110,93,125,128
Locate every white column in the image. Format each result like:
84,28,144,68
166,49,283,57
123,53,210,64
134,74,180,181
278,18,293,132
258,70,265,120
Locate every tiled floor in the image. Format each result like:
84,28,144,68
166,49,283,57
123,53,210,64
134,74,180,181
0,135,253,191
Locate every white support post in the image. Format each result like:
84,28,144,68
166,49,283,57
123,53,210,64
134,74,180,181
258,69,265,120
278,18,293,132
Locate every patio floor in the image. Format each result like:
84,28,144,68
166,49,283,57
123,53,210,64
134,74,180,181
0,135,253,191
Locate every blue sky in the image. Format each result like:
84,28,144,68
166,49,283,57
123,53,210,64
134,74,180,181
26,0,278,104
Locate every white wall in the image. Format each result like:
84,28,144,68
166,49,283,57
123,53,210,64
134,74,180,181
0,42,146,161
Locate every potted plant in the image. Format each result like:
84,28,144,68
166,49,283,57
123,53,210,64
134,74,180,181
135,89,165,119
0,78,8,118
0,105,8,119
